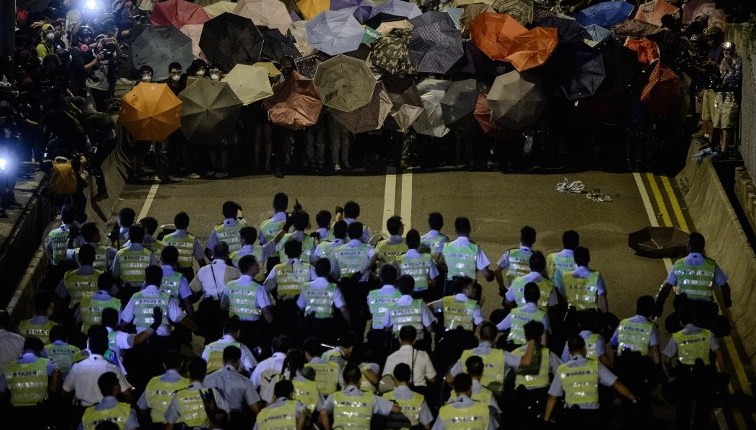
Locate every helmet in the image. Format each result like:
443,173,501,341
703,26,722,38
78,25,94,38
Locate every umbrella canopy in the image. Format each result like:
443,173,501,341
470,12,527,61
180,24,207,61
259,26,302,63
298,0,330,20
203,1,236,17
331,0,375,23
376,19,414,35
445,7,464,30
370,0,421,20
624,37,659,67
461,3,494,35
628,226,689,257
383,77,424,133
634,0,679,27
505,26,558,72
584,24,612,47
314,55,376,112
561,49,605,100
306,9,365,56
370,28,415,76
440,78,485,127
365,12,406,29
221,64,274,105
577,41,640,123
690,2,726,31
179,79,242,144
491,0,534,25
254,61,281,77
234,0,293,35
535,15,589,44
575,1,635,28
449,41,512,76
150,0,210,28
474,93,509,138
120,83,183,142
199,13,264,71
611,19,661,37
362,27,382,45
640,61,680,118
290,21,317,56
332,82,392,133
294,52,330,78
412,78,452,138
408,12,465,74
132,25,194,81
196,0,224,5
263,71,323,129
487,70,546,130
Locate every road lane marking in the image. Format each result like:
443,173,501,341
646,173,672,228
382,173,397,236
661,176,689,232
633,173,672,271
138,181,160,221
400,173,413,230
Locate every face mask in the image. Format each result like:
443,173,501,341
141,74,152,82
171,74,181,82
195,69,205,77
210,73,220,81
46,32,56,42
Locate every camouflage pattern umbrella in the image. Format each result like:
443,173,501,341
370,28,415,76
487,70,546,130
440,78,487,129
491,0,534,25
408,12,465,74
412,78,452,138
314,55,377,112
332,82,392,133
383,77,424,133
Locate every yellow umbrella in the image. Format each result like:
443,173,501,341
203,1,236,17
222,64,274,105
120,83,183,142
297,0,330,20
253,61,282,77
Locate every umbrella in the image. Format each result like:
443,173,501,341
131,25,194,81
624,37,659,67
221,64,274,105
199,13,264,71
440,78,485,127
294,52,330,78
491,0,534,25
290,21,317,56
365,12,407,29
376,19,414,35
234,0,293,35
306,9,365,56
561,49,605,100
628,226,689,257
263,71,323,129
535,15,589,44
179,79,242,144
575,1,635,28
576,41,640,123
150,0,210,28
634,0,678,27
640,61,680,118
314,55,377,112
449,41,512,76
331,0,375,23
362,27,382,45
180,24,207,61
120,83,183,142
370,28,415,76
370,0,421,20
689,2,726,31
254,61,281,77
259,26,302,63
383,77,424,133
195,0,224,5
584,24,612,47
611,19,661,37
474,93,509,138
461,3,493,35
504,26,558,72
487,70,546,130
332,82,392,133
408,12,465,74
470,12,527,61
203,1,236,17
445,7,464,30
298,0,330,20
412,78,452,138
681,0,708,24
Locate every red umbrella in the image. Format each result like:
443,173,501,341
263,71,323,130
624,37,659,67
150,0,210,29
470,12,527,61
640,61,680,119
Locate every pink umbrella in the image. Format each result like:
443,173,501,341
180,24,207,61
150,0,209,29
690,2,726,31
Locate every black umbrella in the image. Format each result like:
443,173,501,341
258,26,302,63
628,226,690,258
535,15,590,44
536,38,605,100
408,11,464,74
448,41,512,77
364,12,407,29
199,12,264,71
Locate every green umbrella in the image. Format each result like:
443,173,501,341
179,79,243,145
314,55,377,112
332,82,392,134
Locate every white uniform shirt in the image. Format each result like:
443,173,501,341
250,352,287,389
445,236,491,271
190,259,241,299
296,276,347,310
63,354,132,406
344,218,372,243
504,272,559,307
496,302,551,332
120,284,185,336
383,345,437,387
207,218,247,251
560,330,608,363
258,212,287,245
201,334,258,374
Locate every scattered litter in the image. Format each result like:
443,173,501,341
586,191,613,202
692,146,719,164
555,178,585,194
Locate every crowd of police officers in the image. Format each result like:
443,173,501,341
0,191,734,430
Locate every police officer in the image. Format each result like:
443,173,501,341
420,211,449,262
310,220,347,264
430,276,483,340
45,204,81,288
318,364,400,430
230,227,277,281
366,265,402,356
161,211,206,281
397,229,441,302
220,255,274,350
342,200,372,243
655,232,731,326
383,275,436,351
314,210,335,242
440,217,494,295
304,336,342,397
383,363,434,430
159,246,194,317
495,225,537,294
202,317,258,375
543,335,637,427
137,350,189,430
254,380,308,430
18,292,58,345
545,229,579,280
69,222,116,273
138,217,165,255
56,244,102,318
164,358,230,429
611,295,662,365
505,251,558,312
120,266,188,340
266,239,316,340
297,259,351,346
112,224,158,300
190,242,241,344
374,215,409,266
433,373,494,430
79,372,139,430
259,192,289,246
555,246,608,313
206,201,247,257
276,211,316,262
448,356,501,426
5,336,61,427
45,325,83,380
203,346,264,428
497,282,550,349
330,221,374,279
560,310,613,368
76,273,121,336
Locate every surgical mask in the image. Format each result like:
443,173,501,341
141,74,152,82
46,32,56,42
210,73,220,81
171,74,181,82
195,69,205,77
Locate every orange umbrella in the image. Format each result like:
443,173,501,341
504,26,557,72
634,0,678,27
624,37,659,67
470,12,527,61
119,83,183,142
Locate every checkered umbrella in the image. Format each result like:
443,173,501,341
408,12,464,74
491,0,534,25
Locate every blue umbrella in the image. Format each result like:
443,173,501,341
584,24,612,46
370,0,421,20
331,0,374,23
575,1,635,28
306,9,365,56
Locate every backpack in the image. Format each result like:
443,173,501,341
49,156,78,195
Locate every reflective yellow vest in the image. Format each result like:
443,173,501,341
563,271,600,310
81,402,131,430
459,348,506,387
132,291,170,330
397,253,432,292
333,243,371,278
332,390,375,429
437,400,489,430
48,228,69,262
442,242,478,280
214,221,247,253
6,357,50,406
145,376,190,424
278,233,315,262
161,233,196,269
160,272,182,299
442,296,476,331
507,307,546,346
509,276,554,310
375,239,409,264
301,283,337,319
367,289,401,329
506,248,532,285
673,329,712,366
617,318,654,356
79,295,121,334
274,261,312,299
389,299,425,335
44,342,81,376
384,390,424,427
257,400,299,430
204,340,243,374
116,247,153,285
673,258,716,301
175,387,216,427
546,253,576,280
260,218,285,244
305,361,340,395
559,359,599,406
226,280,262,320
514,346,551,389
18,319,57,345
75,244,111,272
293,378,321,414
63,269,102,308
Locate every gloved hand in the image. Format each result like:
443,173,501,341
150,306,163,331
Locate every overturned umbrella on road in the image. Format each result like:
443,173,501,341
332,82,392,134
179,79,243,144
314,55,376,112
408,11,465,74
487,70,546,130
263,71,323,129
120,83,183,142
628,226,689,258
131,25,194,81
199,12,264,72
412,78,452,138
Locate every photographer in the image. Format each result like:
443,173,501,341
85,35,116,112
